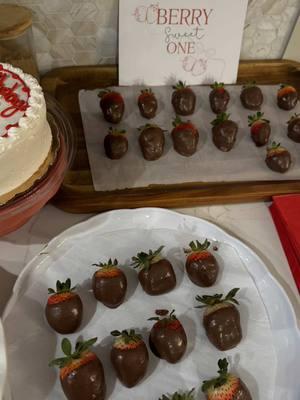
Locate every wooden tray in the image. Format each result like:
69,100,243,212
41,60,300,213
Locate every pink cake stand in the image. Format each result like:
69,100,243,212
0,95,76,236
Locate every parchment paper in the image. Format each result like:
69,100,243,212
79,85,300,191
3,225,276,399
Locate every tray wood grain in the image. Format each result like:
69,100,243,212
41,60,300,213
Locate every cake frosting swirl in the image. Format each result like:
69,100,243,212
0,63,52,203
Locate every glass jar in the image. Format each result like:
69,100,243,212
0,4,39,79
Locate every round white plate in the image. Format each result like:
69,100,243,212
3,208,300,399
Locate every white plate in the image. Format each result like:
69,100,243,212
2,208,300,399
0,320,7,400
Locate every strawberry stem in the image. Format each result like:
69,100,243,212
159,388,195,400
92,258,118,268
195,288,240,308
172,80,188,90
110,329,142,343
49,337,98,368
184,239,210,254
210,82,225,90
211,112,230,126
131,245,164,270
48,279,76,295
202,358,229,393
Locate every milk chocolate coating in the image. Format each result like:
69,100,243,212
186,253,219,287
111,342,149,387
172,88,196,116
93,271,127,308
104,135,128,159
209,89,230,114
251,123,271,147
61,356,106,400
278,91,298,110
203,304,242,350
100,99,124,124
149,324,187,363
139,126,165,161
288,118,300,142
138,259,176,295
172,128,199,156
138,96,158,119
212,121,238,152
240,86,263,110
45,294,83,334
232,380,253,400
265,151,291,173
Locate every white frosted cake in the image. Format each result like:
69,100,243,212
0,63,52,204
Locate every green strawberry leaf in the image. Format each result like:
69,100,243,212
62,338,72,356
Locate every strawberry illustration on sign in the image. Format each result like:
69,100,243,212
159,389,196,400
195,288,242,350
184,239,219,287
49,337,106,400
45,279,83,334
148,309,187,363
265,142,291,173
248,111,271,147
277,84,298,111
202,358,252,400
92,258,127,308
110,329,149,387
132,4,159,23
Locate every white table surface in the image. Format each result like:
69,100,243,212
0,202,299,325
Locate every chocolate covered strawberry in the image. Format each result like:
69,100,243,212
248,111,271,147
92,258,127,308
49,337,106,400
240,82,263,110
184,239,219,287
172,116,199,156
138,88,158,119
277,84,298,110
265,141,291,173
209,82,230,114
202,358,252,400
148,309,187,363
131,246,176,295
45,279,83,334
287,113,300,143
172,81,196,116
211,113,238,152
104,127,128,159
110,329,149,388
98,89,124,123
195,288,242,351
139,124,165,160
159,389,195,400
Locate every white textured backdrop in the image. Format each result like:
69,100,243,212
1,0,299,72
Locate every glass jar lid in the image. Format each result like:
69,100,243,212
0,4,32,40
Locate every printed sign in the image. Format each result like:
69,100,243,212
119,0,248,86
